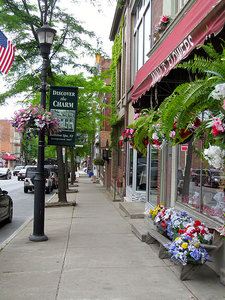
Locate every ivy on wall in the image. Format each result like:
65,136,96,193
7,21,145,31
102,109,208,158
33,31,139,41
110,16,124,147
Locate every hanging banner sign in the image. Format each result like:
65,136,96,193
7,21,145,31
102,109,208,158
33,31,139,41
48,86,78,146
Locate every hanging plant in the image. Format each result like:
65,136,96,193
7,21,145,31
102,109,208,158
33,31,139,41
93,158,105,166
10,103,61,139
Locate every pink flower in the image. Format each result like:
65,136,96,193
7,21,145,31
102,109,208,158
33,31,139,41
134,113,139,120
222,99,225,110
169,130,176,140
212,117,224,136
161,15,168,23
130,128,134,134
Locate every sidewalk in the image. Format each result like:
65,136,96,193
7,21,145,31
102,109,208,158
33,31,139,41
0,175,224,300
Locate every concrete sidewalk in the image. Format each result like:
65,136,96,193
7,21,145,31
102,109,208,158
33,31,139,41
0,175,224,300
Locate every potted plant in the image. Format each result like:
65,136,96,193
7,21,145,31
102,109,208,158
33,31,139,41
10,103,60,139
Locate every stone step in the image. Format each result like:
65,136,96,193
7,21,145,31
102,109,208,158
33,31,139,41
119,202,145,219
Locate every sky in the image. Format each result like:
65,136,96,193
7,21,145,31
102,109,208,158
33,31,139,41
0,0,116,119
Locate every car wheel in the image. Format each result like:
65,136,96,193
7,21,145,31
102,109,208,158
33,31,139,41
18,177,20,181
24,187,28,193
46,187,50,194
6,201,13,223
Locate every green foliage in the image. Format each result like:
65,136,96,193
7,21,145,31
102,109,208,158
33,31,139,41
110,16,124,147
93,158,104,165
0,0,102,104
131,42,225,156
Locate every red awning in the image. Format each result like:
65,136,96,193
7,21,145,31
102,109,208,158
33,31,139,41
2,154,17,161
131,0,225,104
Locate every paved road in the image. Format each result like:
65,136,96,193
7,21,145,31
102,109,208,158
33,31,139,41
0,176,53,244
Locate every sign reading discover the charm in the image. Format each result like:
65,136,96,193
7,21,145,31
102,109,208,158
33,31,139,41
48,86,78,146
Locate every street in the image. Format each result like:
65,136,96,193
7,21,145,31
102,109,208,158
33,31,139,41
0,175,53,244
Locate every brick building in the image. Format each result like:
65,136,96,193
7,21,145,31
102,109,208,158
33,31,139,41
0,119,21,168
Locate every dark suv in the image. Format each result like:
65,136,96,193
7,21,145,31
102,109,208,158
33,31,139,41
24,167,53,193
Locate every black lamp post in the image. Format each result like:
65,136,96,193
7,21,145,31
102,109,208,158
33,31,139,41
29,24,56,242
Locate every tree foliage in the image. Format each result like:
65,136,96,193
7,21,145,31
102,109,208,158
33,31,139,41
0,0,105,104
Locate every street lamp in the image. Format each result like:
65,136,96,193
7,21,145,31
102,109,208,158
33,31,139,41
29,24,56,242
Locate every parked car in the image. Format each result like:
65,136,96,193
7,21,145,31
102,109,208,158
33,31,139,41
0,168,12,180
17,168,26,181
13,165,25,176
191,169,208,186
24,166,53,194
0,188,13,223
44,165,58,189
207,169,224,188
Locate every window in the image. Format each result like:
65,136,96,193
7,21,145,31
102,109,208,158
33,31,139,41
136,151,147,191
128,146,133,187
177,139,225,223
148,147,159,206
133,0,152,79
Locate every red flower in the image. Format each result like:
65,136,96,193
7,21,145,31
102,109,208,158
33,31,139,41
152,139,162,146
161,221,167,229
143,137,148,147
122,130,126,138
212,125,221,136
178,229,185,235
194,220,201,227
193,117,201,128
180,128,192,139
119,140,123,147
130,142,134,147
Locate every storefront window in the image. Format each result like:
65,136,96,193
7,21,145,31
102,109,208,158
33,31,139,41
136,152,147,191
128,146,133,187
148,147,159,206
177,139,225,222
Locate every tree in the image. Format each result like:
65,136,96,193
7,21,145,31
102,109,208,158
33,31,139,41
0,0,110,202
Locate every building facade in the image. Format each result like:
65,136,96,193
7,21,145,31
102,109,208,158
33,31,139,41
110,0,225,277
0,119,21,168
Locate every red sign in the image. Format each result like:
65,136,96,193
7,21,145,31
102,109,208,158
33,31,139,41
181,145,188,151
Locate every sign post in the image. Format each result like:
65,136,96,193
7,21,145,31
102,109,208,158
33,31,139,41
48,86,78,146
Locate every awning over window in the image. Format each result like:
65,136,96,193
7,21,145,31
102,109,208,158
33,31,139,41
131,0,225,105
2,154,17,161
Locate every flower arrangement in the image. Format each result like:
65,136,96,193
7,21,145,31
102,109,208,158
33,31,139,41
93,158,105,166
169,116,201,144
120,127,136,147
166,235,210,266
10,104,60,139
150,15,172,39
151,121,167,150
149,203,165,220
148,204,214,265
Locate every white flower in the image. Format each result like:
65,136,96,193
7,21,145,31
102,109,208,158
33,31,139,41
152,132,159,140
203,145,225,169
210,83,225,100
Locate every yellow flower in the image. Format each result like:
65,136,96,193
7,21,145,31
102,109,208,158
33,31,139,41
194,243,200,248
149,210,153,215
175,237,179,241
181,243,188,249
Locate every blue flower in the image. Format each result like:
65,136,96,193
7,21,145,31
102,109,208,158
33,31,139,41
190,249,201,261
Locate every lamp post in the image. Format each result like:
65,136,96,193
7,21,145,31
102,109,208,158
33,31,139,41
29,24,56,242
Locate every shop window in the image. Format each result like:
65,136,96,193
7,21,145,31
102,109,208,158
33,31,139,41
148,147,159,206
136,152,147,191
128,146,133,187
177,139,225,222
133,0,151,80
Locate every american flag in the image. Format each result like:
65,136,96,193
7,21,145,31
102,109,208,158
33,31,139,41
0,30,15,74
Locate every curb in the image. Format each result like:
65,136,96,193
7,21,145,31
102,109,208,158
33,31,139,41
0,216,33,250
0,192,57,251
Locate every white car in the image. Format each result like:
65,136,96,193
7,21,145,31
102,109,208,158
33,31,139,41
24,166,53,194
